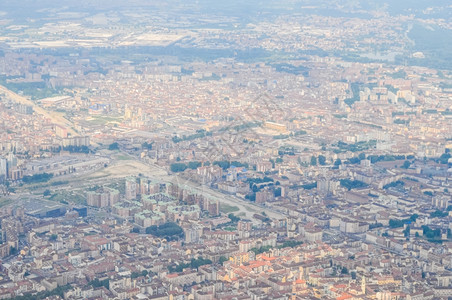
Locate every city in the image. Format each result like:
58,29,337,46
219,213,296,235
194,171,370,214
0,0,451,299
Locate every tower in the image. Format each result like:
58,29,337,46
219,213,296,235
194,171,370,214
361,276,366,295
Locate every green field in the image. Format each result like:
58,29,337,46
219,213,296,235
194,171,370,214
86,115,123,125
220,203,240,214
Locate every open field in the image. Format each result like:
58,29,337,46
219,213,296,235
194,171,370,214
2,153,284,222
220,203,240,214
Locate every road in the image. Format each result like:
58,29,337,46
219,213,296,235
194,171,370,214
7,147,285,223
138,162,286,221
0,85,79,136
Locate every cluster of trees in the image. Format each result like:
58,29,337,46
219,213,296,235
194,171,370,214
228,213,240,223
390,70,407,79
278,240,303,249
250,245,272,255
403,226,410,237
131,270,149,279
8,285,71,300
344,82,361,107
389,219,405,228
294,130,307,136
422,225,441,240
51,180,69,186
89,278,109,289
219,256,229,265
245,193,256,201
367,154,408,163
232,122,260,131
172,130,211,143
63,145,90,153
369,223,383,229
22,173,53,184
289,182,317,190
168,257,212,273
170,161,204,172
310,156,317,166
301,182,317,190
278,146,295,156
339,179,368,190
334,140,377,153
217,214,241,229
389,214,418,228
145,222,184,240
394,119,410,125
272,63,309,76
430,210,449,218
213,160,248,170
250,240,303,255
170,163,188,172
170,160,250,173
273,134,290,140
247,177,274,190
401,160,411,169
383,180,405,190
245,178,280,199
218,121,261,133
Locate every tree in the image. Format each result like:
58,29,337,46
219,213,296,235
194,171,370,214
310,156,317,166
219,256,229,265
318,155,326,165
188,161,202,170
43,189,51,196
389,219,404,228
403,227,410,237
170,163,187,172
108,142,119,150
401,160,411,169
142,142,153,150
334,158,342,166
228,213,240,223
439,153,451,164
341,266,348,274
269,159,275,168
213,160,230,170
10,246,18,255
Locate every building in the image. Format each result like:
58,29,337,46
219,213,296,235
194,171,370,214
0,157,7,182
125,178,137,200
